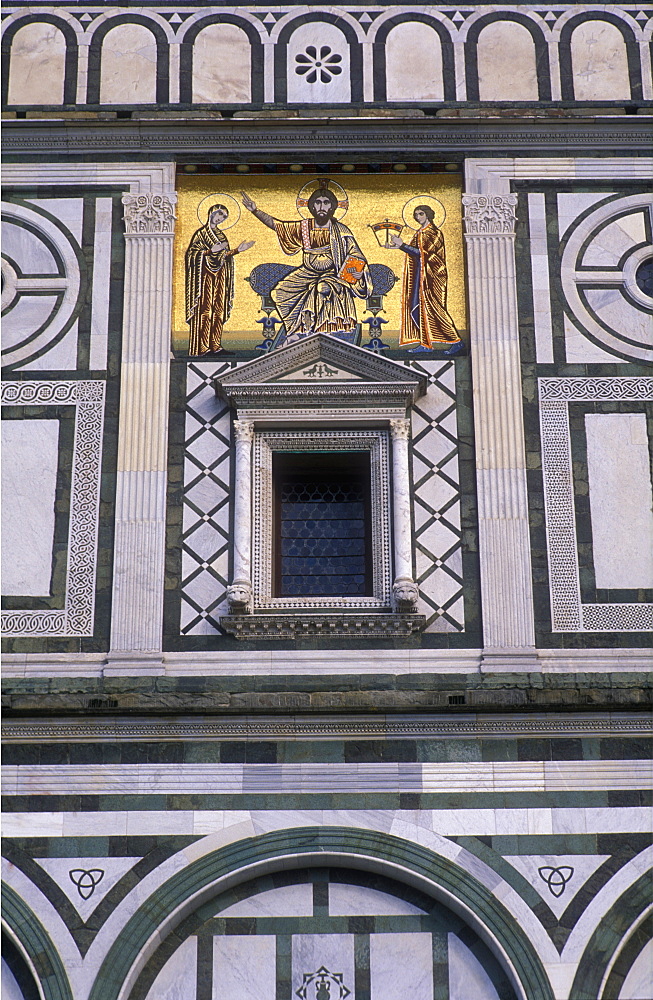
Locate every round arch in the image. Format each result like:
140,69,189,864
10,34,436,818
179,15,264,105
86,15,170,105
86,827,555,1000
371,13,456,102
2,884,73,1000
571,872,652,999
274,13,363,104
1,14,78,106
464,12,551,101
558,12,642,101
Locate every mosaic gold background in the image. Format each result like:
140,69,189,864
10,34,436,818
173,174,466,352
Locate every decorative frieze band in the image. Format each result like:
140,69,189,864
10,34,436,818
4,714,652,743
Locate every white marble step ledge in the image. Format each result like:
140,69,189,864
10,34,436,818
4,760,651,798
2,647,651,678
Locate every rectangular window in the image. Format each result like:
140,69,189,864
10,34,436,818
253,429,392,610
273,452,372,598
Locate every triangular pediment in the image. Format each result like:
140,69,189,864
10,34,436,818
216,334,426,393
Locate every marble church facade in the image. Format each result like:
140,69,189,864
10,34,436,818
2,3,652,999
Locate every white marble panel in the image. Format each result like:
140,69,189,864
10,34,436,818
26,198,84,245
564,314,627,364
619,938,653,1000
584,288,652,346
1,959,23,1000
193,24,251,103
477,21,538,101
583,213,647,268
146,937,197,1000
213,935,275,1000
528,193,554,364
386,22,443,101
7,22,66,105
1,296,60,354
585,413,653,588
287,23,351,104
448,933,499,1000
100,24,157,104
1,419,59,596
571,21,631,101
329,883,425,916
292,934,354,998
36,856,140,922
2,215,59,273
19,320,79,371
557,192,614,240
370,932,433,1000
220,883,313,917
90,197,113,371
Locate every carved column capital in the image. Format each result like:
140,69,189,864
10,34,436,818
389,418,411,441
462,194,518,236
233,419,255,443
122,192,177,236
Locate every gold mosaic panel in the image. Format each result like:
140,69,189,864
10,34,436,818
173,174,466,352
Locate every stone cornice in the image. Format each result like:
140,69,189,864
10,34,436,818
3,713,652,743
3,118,652,159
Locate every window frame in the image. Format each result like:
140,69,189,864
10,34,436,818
253,429,392,611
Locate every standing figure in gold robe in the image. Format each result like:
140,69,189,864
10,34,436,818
389,205,462,356
185,204,254,356
241,186,372,345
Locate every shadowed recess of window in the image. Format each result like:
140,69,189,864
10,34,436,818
275,453,371,597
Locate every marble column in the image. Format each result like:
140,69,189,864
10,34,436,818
463,194,537,665
108,192,177,665
389,418,419,613
227,420,255,613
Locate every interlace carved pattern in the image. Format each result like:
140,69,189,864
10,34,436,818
253,430,392,610
180,362,235,635
122,192,177,235
408,360,464,632
539,376,653,633
462,194,518,235
1,380,105,636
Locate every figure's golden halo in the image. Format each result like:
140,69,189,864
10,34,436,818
196,193,241,229
296,177,349,221
402,195,446,230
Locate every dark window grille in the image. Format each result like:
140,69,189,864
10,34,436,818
273,452,372,598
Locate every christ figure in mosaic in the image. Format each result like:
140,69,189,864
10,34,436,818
389,205,462,356
185,204,254,356
241,183,372,345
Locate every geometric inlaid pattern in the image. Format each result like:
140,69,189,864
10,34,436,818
504,855,609,920
539,376,653,633
35,856,141,922
180,362,236,634
181,358,465,634
1,379,106,636
408,360,464,632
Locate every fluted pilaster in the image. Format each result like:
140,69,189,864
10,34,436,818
109,193,177,656
463,194,536,658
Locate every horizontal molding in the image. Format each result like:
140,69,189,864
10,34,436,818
3,761,651,797
3,713,652,744
2,648,652,678
3,119,652,158
3,805,651,839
